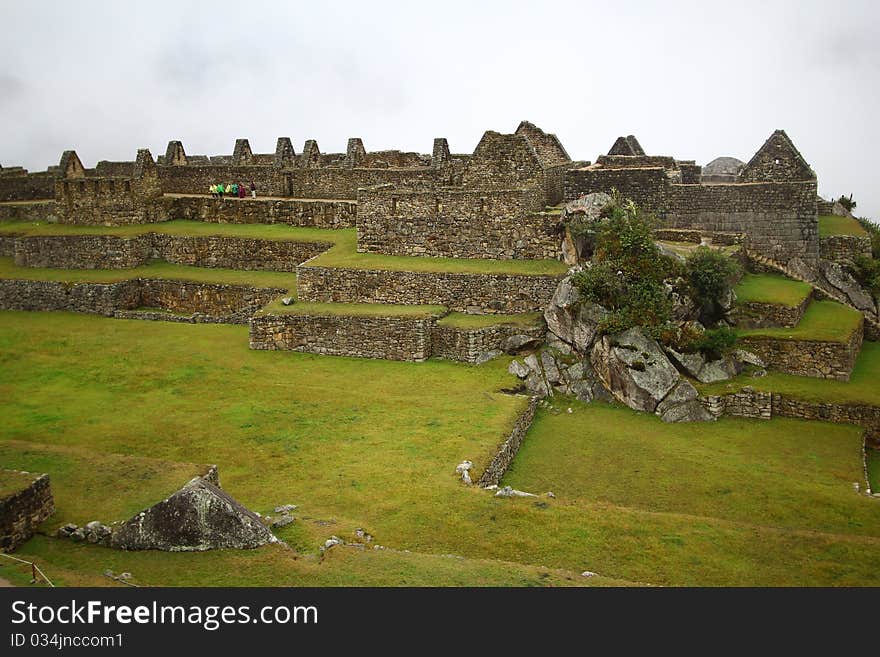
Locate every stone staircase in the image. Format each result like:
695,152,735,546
744,249,880,339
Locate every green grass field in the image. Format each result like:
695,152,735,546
737,300,862,343
819,215,869,237
308,230,567,276
2,311,880,586
867,449,880,493
735,273,812,307
436,312,542,329
0,468,36,499
256,300,447,318
0,220,347,244
698,340,880,406
0,257,298,292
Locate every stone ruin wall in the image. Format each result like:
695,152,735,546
820,235,872,264
702,387,880,446
739,320,863,381
168,195,356,229
12,233,330,272
0,472,54,552
476,396,539,487
296,263,562,313
0,278,285,323
729,294,812,329
249,313,437,361
564,166,819,266
431,322,544,363
356,186,557,260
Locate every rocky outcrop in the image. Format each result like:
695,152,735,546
111,477,276,551
591,327,714,422
543,274,608,351
820,261,877,315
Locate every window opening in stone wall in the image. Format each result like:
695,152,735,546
436,197,442,214
480,197,487,213
391,196,397,215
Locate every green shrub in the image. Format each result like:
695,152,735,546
685,246,742,323
837,194,857,212
695,327,738,360
571,263,626,309
852,256,880,296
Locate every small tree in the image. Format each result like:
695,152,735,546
685,246,742,324
837,194,857,212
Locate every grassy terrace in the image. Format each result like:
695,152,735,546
308,230,567,276
819,215,869,237
867,449,880,492
697,340,880,406
0,468,35,499
0,257,297,292
437,311,542,329
735,273,812,307
0,220,346,244
1,312,879,586
256,300,446,318
737,300,862,343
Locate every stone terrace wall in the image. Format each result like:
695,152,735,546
564,166,670,210
152,235,330,272
167,195,356,229
0,200,59,222
15,235,153,269
432,322,544,363
249,313,436,361
158,165,286,196
740,320,863,381
0,172,56,202
729,294,811,329
820,235,872,264
665,182,819,266
0,278,284,323
55,178,166,225
12,233,331,272
0,472,54,552
296,264,562,313
702,387,880,446
356,186,556,259
476,396,539,486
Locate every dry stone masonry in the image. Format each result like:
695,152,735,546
1,471,54,552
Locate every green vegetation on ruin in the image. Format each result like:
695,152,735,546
0,468,35,499
734,273,812,307
505,402,878,537
696,340,880,406
308,230,568,276
737,300,862,343
1,311,879,586
867,449,880,493
818,214,869,238
0,220,346,244
436,312,543,329
0,257,297,292
256,300,447,318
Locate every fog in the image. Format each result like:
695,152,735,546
2,0,878,217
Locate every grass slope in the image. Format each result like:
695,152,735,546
0,257,297,292
819,215,868,238
504,402,877,537
0,220,347,244
308,230,567,276
734,273,812,307
436,312,543,329
2,312,879,586
0,468,36,499
256,300,446,318
737,300,862,343
697,341,880,406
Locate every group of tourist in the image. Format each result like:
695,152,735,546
210,182,256,199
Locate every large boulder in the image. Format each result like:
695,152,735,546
820,261,877,314
544,275,608,352
111,477,277,551
590,327,680,413
696,356,742,384
654,380,715,423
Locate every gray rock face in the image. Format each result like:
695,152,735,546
590,327,680,413
111,478,276,551
543,275,608,352
696,356,741,384
474,349,503,365
665,347,706,379
735,349,765,368
508,359,531,379
501,334,542,355
821,261,877,314
655,380,714,423
494,485,537,499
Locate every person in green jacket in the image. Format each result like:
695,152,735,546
217,183,224,199
231,183,239,197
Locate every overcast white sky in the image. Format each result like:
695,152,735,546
1,1,878,217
